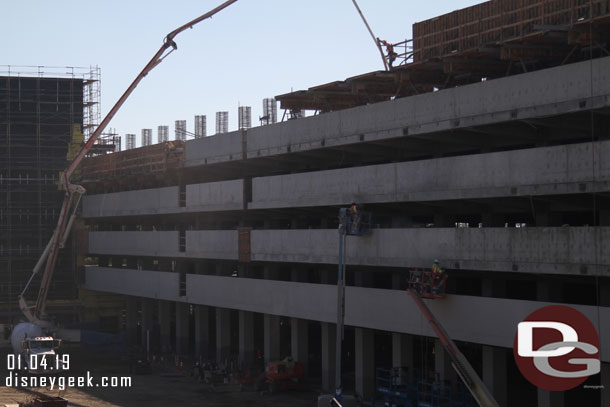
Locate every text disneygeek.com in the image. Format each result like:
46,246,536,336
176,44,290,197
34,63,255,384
5,372,132,391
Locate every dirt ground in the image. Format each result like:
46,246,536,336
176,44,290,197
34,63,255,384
0,345,321,407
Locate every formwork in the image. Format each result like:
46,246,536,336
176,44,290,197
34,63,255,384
80,140,185,182
413,0,610,61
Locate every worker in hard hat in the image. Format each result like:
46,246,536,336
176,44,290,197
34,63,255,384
348,203,360,233
380,39,398,69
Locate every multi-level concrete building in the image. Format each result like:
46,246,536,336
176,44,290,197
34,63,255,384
77,1,610,405
79,54,610,406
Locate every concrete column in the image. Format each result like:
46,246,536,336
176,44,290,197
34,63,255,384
175,302,189,356
158,300,171,353
239,310,255,368
264,265,281,363
600,210,610,226
537,389,564,407
482,278,507,297
391,272,403,291
355,328,375,401
140,298,154,350
194,305,210,358
291,318,309,375
126,296,138,346
535,209,561,227
216,307,231,363
481,212,504,227
600,281,610,307
264,314,281,363
434,213,452,227
321,322,336,392
537,280,562,302
434,339,457,387
392,333,413,369
601,362,610,407
482,346,507,407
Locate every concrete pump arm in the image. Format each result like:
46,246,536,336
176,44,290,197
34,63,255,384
18,0,240,327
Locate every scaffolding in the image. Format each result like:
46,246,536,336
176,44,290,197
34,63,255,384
0,68,84,322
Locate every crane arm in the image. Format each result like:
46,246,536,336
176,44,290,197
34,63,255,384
19,0,239,325
407,290,500,407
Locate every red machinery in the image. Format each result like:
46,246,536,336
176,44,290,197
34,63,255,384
264,357,304,393
407,268,447,299
406,268,499,407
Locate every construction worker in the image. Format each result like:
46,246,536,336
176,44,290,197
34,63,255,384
411,268,423,293
348,203,360,233
380,39,398,69
432,259,445,295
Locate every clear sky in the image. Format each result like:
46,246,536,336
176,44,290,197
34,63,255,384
3,0,481,149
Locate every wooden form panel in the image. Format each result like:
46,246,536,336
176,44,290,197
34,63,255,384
413,0,610,61
238,227,251,263
80,140,185,181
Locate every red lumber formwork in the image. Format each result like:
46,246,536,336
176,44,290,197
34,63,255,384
413,0,610,61
80,140,185,182
238,227,252,263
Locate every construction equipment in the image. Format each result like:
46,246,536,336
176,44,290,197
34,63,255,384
263,357,305,393
374,367,414,407
9,322,62,373
350,0,388,71
334,204,372,402
406,270,500,407
15,0,239,334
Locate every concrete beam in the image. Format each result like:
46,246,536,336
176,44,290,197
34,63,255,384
84,268,610,362
249,227,610,276
184,57,610,167
88,227,610,276
249,141,610,210
82,186,179,218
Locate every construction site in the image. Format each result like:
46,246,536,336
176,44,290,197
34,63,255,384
2,0,610,406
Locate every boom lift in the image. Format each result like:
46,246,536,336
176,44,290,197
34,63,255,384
406,270,500,407
16,0,239,329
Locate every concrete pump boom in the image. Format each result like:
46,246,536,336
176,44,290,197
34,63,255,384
18,0,239,327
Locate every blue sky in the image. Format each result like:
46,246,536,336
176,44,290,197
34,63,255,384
3,1,481,148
